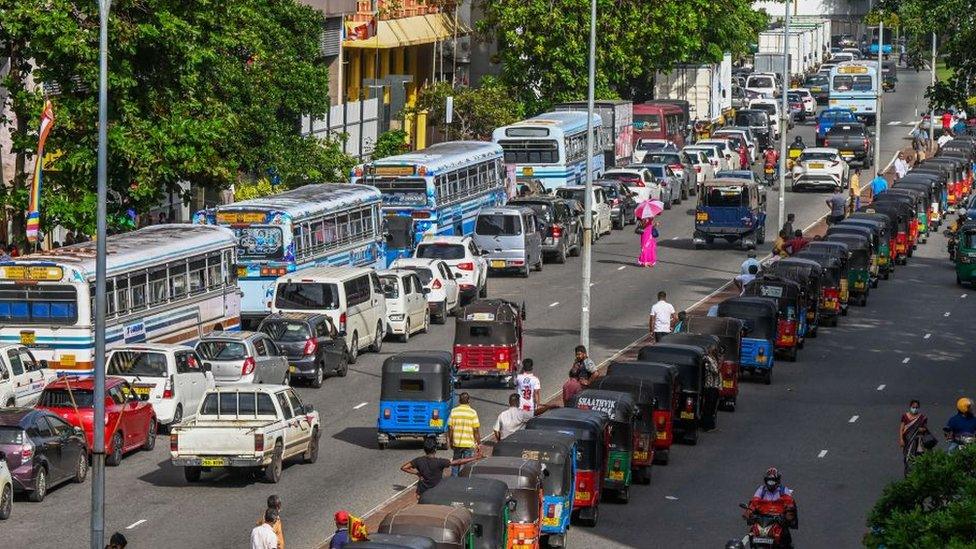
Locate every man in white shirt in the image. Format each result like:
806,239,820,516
515,360,541,413
251,508,279,549
893,152,910,180
649,291,677,342
493,393,534,441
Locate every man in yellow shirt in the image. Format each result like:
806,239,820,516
848,170,861,212
447,392,480,476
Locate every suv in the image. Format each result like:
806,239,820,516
195,332,290,386
734,109,773,150
0,408,88,502
816,108,859,146
258,313,349,388
414,235,488,302
509,196,583,263
0,345,55,407
389,257,461,323
594,179,638,229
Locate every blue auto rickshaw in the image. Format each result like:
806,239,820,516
492,429,577,548
742,276,807,362
693,179,767,250
377,351,455,450
717,297,778,384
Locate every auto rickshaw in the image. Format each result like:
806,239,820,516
860,203,911,264
378,351,455,449
955,221,976,286
913,161,961,207
659,332,737,409
882,60,898,92
742,276,806,361
420,478,512,549
716,297,778,384
453,300,525,388
349,533,438,549
460,457,544,549
935,150,975,198
693,179,768,250
605,361,680,462
525,408,608,526
376,504,476,549
923,157,971,202
764,258,824,337
828,225,880,287
636,344,720,441
825,233,872,306
844,214,894,278
872,195,920,254
897,174,946,229
681,316,746,411
567,389,638,502
590,375,658,480
492,430,576,548
885,187,930,242
797,247,849,318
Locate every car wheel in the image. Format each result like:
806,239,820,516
0,483,11,519
311,362,324,388
337,352,349,377
555,246,567,264
184,466,202,483
264,444,283,483
570,231,582,256
28,467,47,502
535,256,544,271
142,418,157,451
106,432,124,466
479,279,488,298
663,196,672,210
303,428,320,464
520,262,530,278
74,450,89,483
434,303,446,325
421,310,430,334
371,321,384,352
347,333,359,364
400,321,411,343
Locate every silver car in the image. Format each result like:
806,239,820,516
194,332,290,386
473,206,544,278
627,163,682,207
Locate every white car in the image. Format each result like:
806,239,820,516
683,148,716,184
555,186,613,240
0,456,11,520
685,144,729,172
713,128,757,164
633,139,677,162
414,235,488,303
748,99,784,139
378,269,430,343
745,73,778,99
698,139,741,170
107,344,215,427
602,168,662,203
790,88,817,116
791,147,850,191
390,257,460,324
0,345,55,407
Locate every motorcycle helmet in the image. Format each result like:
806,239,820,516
957,397,973,414
763,467,781,490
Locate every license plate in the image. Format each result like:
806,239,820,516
696,212,708,222
841,150,854,156
680,411,694,420
575,491,591,502
496,361,510,370
429,418,443,427
809,163,824,169
757,354,767,364
722,380,734,389
201,457,226,467
855,281,865,289
753,537,774,545
609,470,624,481
490,260,506,269
811,87,822,92
656,431,667,440
133,386,151,396
542,516,559,527
633,451,649,461
20,331,35,345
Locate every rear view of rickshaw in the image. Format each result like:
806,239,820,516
764,259,824,338
742,276,807,361
377,351,456,450
420,477,512,549
826,233,875,303
681,316,746,411
453,300,525,388
460,457,545,549
806,240,852,313
376,504,476,549
845,214,894,279
955,222,976,287
660,332,738,410
829,223,881,287
716,297,778,384
885,187,930,243
568,389,639,502
795,251,845,323
637,344,721,441
590,375,659,481
860,203,911,265
873,195,920,254
605,361,680,463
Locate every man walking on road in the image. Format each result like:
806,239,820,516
493,393,533,441
649,291,676,342
447,392,480,475
252,508,280,549
516,360,542,413
893,152,910,180
826,187,848,224
401,438,483,496
256,494,285,549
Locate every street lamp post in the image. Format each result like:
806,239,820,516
929,31,936,144
874,19,884,175
778,9,791,231
579,0,596,349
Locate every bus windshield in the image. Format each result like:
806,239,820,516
499,140,559,164
232,226,284,261
633,114,662,131
0,285,78,325
833,75,873,92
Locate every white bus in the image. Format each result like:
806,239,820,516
0,224,241,373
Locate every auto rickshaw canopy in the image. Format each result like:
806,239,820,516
459,457,543,524
376,504,474,549
454,299,523,345
605,361,679,411
526,408,608,473
349,532,439,549
492,430,576,497
768,257,826,296
716,297,779,341
381,351,454,402
419,477,510,549
637,343,714,392
681,316,745,362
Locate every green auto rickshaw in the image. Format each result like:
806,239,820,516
825,233,872,306
955,221,976,286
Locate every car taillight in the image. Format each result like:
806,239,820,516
550,224,563,238
695,165,702,173
579,480,587,491
685,397,694,412
254,433,264,453
823,139,830,146
303,337,318,356
162,375,174,399
170,434,178,452
455,352,463,365
863,138,870,149
669,163,682,171
431,278,442,289
21,440,34,460
338,312,347,333
457,262,474,271
721,360,735,377
498,348,510,363
241,357,256,376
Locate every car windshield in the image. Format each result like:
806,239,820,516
39,389,94,408
688,148,716,159
753,104,776,116
806,75,828,86
646,166,666,177
476,214,522,236
197,341,248,361
415,243,465,260
602,172,641,183
735,113,766,127
274,282,340,310
747,76,773,88
788,93,802,103
705,186,747,207
107,351,168,377
0,427,24,444
800,152,837,162
259,321,311,342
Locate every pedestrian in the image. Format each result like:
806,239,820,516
256,494,285,549
572,345,598,382
893,152,909,180
673,310,688,333
773,229,790,257
782,213,795,240
787,229,809,255
649,291,676,343
105,532,127,549
8,244,19,257
869,173,888,200
64,231,76,246
0,246,9,262
826,187,848,224
515,360,541,413
447,392,480,476
562,369,585,406
941,110,954,136
494,393,533,441
329,511,351,549
740,250,761,275
401,437,482,497
252,508,280,549
849,170,862,212
157,212,167,225
734,264,759,295
637,217,658,268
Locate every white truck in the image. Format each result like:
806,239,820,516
653,53,732,135
758,30,812,78
169,384,320,483
553,100,634,168
0,344,56,407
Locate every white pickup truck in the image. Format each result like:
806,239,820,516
0,344,56,407
169,384,320,483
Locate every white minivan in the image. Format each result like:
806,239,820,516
271,266,387,363
377,269,430,342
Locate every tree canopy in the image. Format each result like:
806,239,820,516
0,0,352,240
898,0,976,109
408,77,525,141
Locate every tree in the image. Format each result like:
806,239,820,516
898,0,976,109
372,129,410,160
864,446,976,547
0,0,353,240
409,77,525,140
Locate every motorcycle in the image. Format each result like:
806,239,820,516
944,427,976,454
739,503,795,548
764,164,777,185
945,229,958,260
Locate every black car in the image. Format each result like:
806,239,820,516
257,312,348,387
509,196,583,263
0,408,88,502
825,122,873,168
734,109,772,150
594,179,638,229
803,74,830,105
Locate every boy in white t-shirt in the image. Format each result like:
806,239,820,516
515,360,541,413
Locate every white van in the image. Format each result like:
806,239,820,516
270,266,387,363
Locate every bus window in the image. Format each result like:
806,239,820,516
852,76,873,91
832,76,853,91
633,114,661,132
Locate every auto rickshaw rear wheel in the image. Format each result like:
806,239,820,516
783,347,798,362
618,486,630,503
653,449,670,465
763,369,773,385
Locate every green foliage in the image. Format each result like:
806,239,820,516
372,129,410,160
0,0,353,238
899,0,976,109
477,0,767,112
864,446,976,547
234,178,279,201
409,77,525,140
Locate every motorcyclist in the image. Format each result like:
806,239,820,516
790,135,806,152
944,398,976,453
763,147,780,178
744,467,797,546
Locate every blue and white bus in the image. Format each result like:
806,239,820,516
194,184,383,326
828,62,879,124
350,141,506,264
492,111,607,190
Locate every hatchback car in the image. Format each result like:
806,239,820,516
257,313,349,388
555,186,613,241
508,196,582,263
594,179,638,229
414,235,488,302
389,257,461,322
195,331,290,386
378,269,430,342
35,376,156,466
0,408,88,502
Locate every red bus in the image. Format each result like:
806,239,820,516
633,103,686,149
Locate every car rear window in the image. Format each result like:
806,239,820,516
643,153,682,165
602,172,641,184
197,341,248,361
274,282,340,310
0,426,24,444
379,275,401,298
705,186,747,207
107,351,168,377
476,214,522,236
827,124,865,135
646,166,666,178
200,392,277,416
636,140,667,151
39,389,94,408
555,189,587,205
259,321,311,342
799,152,837,162
415,243,465,260
747,76,773,88
399,267,433,286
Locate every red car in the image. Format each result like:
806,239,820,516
35,376,157,466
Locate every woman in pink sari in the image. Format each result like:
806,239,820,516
638,218,657,267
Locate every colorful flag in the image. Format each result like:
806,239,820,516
26,100,56,244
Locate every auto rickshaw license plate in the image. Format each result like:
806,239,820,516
429,419,443,427
542,516,560,527
680,411,694,420
855,281,865,289
722,380,734,389
656,431,667,440
575,491,591,502
490,260,506,268
289,366,297,373
609,470,624,481
633,451,649,461
695,212,708,222
20,331,35,345
201,457,226,467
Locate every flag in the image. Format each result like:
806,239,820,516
26,100,56,244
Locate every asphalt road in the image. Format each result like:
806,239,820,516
8,69,940,549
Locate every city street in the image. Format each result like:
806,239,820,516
5,67,948,549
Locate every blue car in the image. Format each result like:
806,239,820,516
376,351,455,449
717,297,779,384
816,109,858,146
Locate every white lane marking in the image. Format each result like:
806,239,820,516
883,150,900,173
924,333,931,339
665,495,678,500
126,520,147,530
902,357,911,364
962,293,968,298
877,384,886,391
945,312,951,317
589,282,596,287
818,450,828,458
549,301,560,307
671,236,679,240
849,415,859,423
353,401,368,410
888,120,901,126
617,265,626,271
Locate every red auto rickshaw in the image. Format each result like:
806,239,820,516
605,360,679,464
453,299,524,387
679,316,745,411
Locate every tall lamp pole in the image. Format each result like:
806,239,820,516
874,19,884,175
579,0,596,349
778,9,791,230
929,31,936,144
91,0,110,547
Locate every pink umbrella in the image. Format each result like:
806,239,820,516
635,199,665,219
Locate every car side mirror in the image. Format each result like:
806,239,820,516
203,362,213,372
39,359,49,369
73,426,84,437
506,498,518,512
303,404,314,414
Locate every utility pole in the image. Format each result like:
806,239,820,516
874,19,883,175
929,31,936,144
778,9,791,231
579,0,596,349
